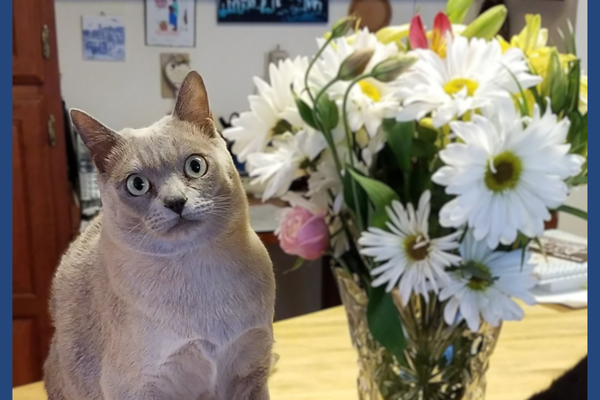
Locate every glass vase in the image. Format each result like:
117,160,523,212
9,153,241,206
333,268,502,400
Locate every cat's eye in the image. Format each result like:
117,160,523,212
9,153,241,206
184,155,208,178
126,174,150,196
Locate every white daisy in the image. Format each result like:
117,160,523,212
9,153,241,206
394,35,542,128
358,190,462,305
223,56,308,161
311,29,401,138
307,153,344,214
440,231,537,332
432,103,585,248
246,130,327,201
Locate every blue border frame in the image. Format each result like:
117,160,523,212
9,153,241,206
588,0,596,395
4,1,14,394
3,0,594,397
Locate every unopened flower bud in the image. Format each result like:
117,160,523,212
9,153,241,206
371,54,418,82
446,0,475,24
542,49,562,95
337,48,374,80
543,49,568,113
461,5,507,40
376,25,410,49
330,16,358,39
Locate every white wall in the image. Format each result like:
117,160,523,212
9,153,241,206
55,0,419,131
55,0,587,236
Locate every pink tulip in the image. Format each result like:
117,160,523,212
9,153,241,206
277,206,329,260
409,14,428,50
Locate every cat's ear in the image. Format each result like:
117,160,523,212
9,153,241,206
70,109,123,174
173,71,214,131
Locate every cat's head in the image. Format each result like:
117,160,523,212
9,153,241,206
71,71,244,254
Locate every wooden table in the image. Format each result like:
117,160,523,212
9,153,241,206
13,303,587,400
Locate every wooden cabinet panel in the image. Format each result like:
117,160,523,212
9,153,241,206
13,319,42,387
13,96,58,383
13,120,34,294
13,0,77,387
13,0,45,84
13,96,59,285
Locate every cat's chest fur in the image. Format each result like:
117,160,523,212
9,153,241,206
77,220,275,399
99,232,273,346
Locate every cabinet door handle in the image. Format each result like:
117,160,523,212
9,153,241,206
42,24,51,59
47,114,56,147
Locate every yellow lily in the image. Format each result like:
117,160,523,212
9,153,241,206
579,76,587,115
500,14,584,116
511,14,546,54
499,14,576,79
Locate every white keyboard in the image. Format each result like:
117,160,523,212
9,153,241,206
530,230,587,293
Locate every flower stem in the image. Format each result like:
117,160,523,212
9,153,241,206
341,73,373,233
304,37,334,104
314,79,337,106
342,74,372,163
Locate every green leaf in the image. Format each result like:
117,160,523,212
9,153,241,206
316,93,339,131
532,237,548,263
505,66,531,116
412,138,437,158
348,168,399,229
567,111,587,155
569,174,587,186
558,205,587,220
295,98,318,130
529,85,547,113
366,286,407,366
382,119,415,171
348,169,399,210
566,60,581,114
283,257,306,274
558,27,568,54
551,77,569,115
342,169,368,228
567,19,577,56
568,162,587,186
416,124,438,143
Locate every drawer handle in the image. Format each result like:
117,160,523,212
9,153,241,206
47,114,56,147
42,24,51,59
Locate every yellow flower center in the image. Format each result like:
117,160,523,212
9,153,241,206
466,262,493,291
444,78,479,97
359,81,381,102
403,235,430,262
484,151,523,193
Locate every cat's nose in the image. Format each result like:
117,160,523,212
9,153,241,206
164,196,187,215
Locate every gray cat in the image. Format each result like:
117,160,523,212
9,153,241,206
44,71,276,400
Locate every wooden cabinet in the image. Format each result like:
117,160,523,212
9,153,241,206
13,0,45,84
13,0,74,387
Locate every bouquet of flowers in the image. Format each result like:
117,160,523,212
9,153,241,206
224,0,587,397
